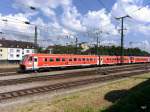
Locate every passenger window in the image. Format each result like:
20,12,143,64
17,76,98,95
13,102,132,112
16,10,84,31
62,58,65,61
87,58,89,61
74,58,77,61
90,58,93,61
56,58,60,62
50,58,54,62
45,58,48,62
78,58,81,61
69,58,72,61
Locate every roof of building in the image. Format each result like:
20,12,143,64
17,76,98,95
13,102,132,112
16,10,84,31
0,38,36,49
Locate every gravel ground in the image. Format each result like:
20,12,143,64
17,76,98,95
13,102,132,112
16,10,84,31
0,64,18,68
0,69,144,93
0,67,101,80
0,75,102,93
1,72,150,112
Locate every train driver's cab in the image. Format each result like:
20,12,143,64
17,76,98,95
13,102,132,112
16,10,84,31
20,55,38,71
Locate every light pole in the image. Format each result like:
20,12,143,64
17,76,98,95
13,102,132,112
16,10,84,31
2,18,38,53
75,36,78,54
19,21,38,53
116,15,130,64
34,26,38,53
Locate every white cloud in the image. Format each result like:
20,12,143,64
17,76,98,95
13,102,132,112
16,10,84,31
111,0,150,50
82,9,118,35
61,6,86,32
0,13,34,40
14,0,72,18
112,0,150,23
0,0,129,47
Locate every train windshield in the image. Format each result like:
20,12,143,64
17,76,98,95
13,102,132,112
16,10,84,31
22,55,28,63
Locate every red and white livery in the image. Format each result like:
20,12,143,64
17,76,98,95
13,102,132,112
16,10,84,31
20,53,150,71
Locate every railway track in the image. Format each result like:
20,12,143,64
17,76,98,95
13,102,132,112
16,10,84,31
0,63,148,77
0,67,17,73
0,64,148,86
0,68,149,102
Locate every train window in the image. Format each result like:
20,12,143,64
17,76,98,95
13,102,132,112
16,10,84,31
50,58,54,62
78,58,81,61
56,58,60,62
34,58,37,62
83,58,85,61
69,58,72,61
74,58,77,61
62,58,65,61
90,58,93,61
45,58,48,62
28,57,32,61
87,58,89,61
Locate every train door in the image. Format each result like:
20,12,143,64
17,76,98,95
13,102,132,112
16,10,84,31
100,56,103,65
97,56,100,65
33,56,38,70
130,56,134,63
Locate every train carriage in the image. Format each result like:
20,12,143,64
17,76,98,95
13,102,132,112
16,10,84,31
134,56,150,63
20,53,150,72
20,54,99,71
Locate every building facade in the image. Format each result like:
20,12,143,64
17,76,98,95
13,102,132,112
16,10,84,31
7,48,23,61
0,38,35,63
0,47,8,63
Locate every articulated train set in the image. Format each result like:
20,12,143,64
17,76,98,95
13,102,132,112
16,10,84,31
19,54,150,71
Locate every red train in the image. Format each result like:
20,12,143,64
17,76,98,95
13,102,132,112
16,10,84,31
19,54,150,71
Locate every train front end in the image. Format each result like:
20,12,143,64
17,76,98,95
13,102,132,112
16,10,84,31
19,54,34,72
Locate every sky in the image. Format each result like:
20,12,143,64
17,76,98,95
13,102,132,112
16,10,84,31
0,0,150,52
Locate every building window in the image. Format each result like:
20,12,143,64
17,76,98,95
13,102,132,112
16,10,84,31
10,54,13,58
10,49,14,53
26,50,30,53
17,49,20,53
0,54,2,57
16,54,20,57
0,49,2,52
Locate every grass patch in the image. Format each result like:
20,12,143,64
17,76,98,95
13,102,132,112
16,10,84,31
8,73,150,112
102,79,150,112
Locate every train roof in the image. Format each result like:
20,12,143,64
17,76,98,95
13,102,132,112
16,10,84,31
27,53,98,57
25,54,150,58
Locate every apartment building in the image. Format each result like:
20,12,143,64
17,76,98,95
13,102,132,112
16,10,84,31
0,38,35,63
